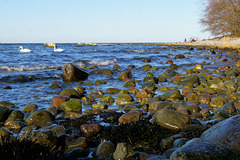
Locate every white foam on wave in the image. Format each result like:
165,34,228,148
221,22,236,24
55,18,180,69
0,64,59,72
88,59,118,66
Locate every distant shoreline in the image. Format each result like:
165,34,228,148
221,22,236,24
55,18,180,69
165,36,240,49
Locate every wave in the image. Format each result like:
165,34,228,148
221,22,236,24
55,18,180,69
88,59,118,66
0,64,60,72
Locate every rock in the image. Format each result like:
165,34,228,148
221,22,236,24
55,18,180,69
25,110,55,127
142,64,152,70
0,107,12,122
162,90,183,101
19,129,58,149
113,64,121,69
44,42,56,47
174,54,185,59
201,115,240,153
146,155,169,160
52,125,66,137
116,94,134,106
60,99,82,113
142,58,151,62
90,69,113,75
0,128,13,139
99,95,115,104
113,142,136,160
219,102,238,118
178,74,199,85
92,104,108,110
74,86,86,94
194,64,203,70
95,80,106,85
106,88,121,94
4,117,25,131
118,71,132,82
60,88,82,98
158,75,167,82
80,123,101,137
65,148,89,159
142,82,156,92
62,63,89,82
22,104,38,113
50,96,69,109
95,141,116,159
170,138,232,160
65,137,88,150
118,111,141,124
209,97,225,108
151,109,191,130
8,110,24,120
123,80,136,87
173,138,189,147
143,76,158,83
0,101,16,108
15,75,31,82
136,89,150,99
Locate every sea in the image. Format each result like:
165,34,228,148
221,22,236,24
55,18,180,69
0,43,230,111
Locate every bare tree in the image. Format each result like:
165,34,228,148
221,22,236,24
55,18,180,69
200,0,240,36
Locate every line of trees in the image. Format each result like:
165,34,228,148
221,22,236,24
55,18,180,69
200,0,240,36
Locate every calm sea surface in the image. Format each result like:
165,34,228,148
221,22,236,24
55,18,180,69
0,43,229,111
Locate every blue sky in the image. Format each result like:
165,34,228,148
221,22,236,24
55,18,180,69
0,0,210,43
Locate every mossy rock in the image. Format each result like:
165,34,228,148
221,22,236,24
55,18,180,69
8,110,24,120
60,99,82,113
106,88,121,94
90,69,113,75
22,104,38,113
100,95,115,104
162,90,183,101
142,82,156,92
123,80,136,88
178,75,199,85
60,88,82,99
25,110,55,127
19,129,57,149
118,71,132,81
143,77,158,83
116,94,134,106
95,80,106,85
62,63,89,82
0,106,12,122
142,64,152,70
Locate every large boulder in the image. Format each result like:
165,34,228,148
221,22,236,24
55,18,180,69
0,106,12,122
62,63,89,82
151,109,191,130
201,115,240,153
170,138,232,160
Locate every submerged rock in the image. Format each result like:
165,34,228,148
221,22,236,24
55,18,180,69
62,63,89,82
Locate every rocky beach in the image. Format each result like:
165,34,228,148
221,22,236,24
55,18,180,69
0,42,240,159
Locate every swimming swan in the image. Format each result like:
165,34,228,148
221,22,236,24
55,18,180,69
53,46,64,52
19,46,32,52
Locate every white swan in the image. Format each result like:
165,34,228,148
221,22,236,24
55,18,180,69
19,46,32,52
53,45,64,52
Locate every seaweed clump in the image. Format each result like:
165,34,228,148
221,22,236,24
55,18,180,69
0,137,64,160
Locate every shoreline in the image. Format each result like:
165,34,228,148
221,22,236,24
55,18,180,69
164,36,240,50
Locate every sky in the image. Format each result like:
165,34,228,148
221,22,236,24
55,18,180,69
0,0,211,43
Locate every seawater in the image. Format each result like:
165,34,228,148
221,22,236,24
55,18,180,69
0,43,227,111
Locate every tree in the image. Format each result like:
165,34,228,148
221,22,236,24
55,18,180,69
200,0,240,36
